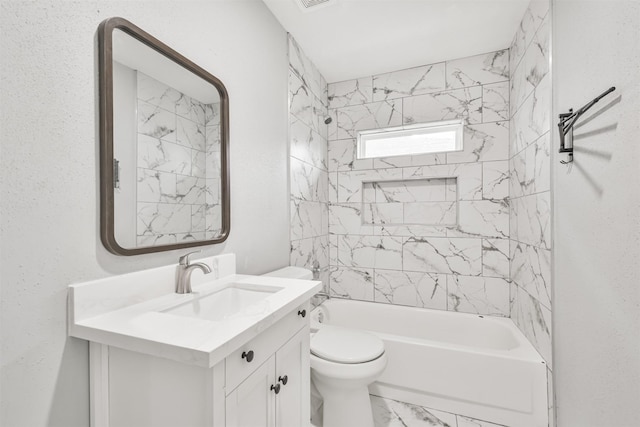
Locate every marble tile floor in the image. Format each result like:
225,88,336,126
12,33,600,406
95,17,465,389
311,394,508,427
371,395,507,427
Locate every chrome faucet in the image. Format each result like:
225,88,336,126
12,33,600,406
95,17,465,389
176,251,212,294
310,260,330,301
312,260,321,280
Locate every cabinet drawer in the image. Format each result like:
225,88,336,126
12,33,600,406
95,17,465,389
226,302,309,393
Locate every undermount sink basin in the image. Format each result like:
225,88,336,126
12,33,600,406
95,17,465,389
163,283,283,322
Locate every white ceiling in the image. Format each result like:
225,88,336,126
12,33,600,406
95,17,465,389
262,0,529,83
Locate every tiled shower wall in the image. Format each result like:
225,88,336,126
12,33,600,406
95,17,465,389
136,71,222,246
288,36,330,288
288,3,553,422
507,0,553,423
326,50,512,316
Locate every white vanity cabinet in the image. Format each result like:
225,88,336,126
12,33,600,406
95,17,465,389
92,303,310,427
226,327,309,427
69,255,321,427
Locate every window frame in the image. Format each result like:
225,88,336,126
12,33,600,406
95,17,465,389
356,119,464,160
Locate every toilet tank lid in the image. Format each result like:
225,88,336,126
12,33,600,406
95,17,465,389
262,266,313,280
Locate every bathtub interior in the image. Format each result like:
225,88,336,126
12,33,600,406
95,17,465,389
311,298,532,353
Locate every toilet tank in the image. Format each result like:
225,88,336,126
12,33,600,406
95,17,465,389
263,266,313,280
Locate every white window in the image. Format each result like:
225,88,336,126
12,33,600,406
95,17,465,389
356,119,464,159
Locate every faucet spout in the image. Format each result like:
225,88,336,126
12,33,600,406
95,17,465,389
311,260,321,280
176,251,212,294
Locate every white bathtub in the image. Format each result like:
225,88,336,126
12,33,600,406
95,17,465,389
310,299,547,427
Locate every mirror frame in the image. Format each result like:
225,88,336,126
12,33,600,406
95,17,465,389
98,17,230,255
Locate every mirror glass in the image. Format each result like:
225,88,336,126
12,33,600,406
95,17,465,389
99,18,229,255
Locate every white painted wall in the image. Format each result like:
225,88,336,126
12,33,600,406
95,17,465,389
112,61,137,248
0,1,289,425
552,1,640,425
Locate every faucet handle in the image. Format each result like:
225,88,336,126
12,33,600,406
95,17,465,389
179,250,201,266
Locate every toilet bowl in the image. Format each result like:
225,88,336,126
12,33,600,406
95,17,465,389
310,326,387,427
262,266,387,427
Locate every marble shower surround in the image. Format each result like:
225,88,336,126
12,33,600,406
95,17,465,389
327,49,511,317
361,178,458,226
508,0,552,367
136,71,222,246
507,0,553,424
288,15,552,424
288,35,330,289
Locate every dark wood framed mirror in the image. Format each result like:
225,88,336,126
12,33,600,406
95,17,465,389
99,17,230,255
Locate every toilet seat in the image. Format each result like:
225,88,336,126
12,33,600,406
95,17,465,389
311,325,384,364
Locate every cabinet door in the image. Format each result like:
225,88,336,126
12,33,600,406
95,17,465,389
226,356,276,427
275,327,310,427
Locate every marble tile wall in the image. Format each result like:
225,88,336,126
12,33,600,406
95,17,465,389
135,71,221,246
327,49,511,317
508,0,552,367
288,36,330,289
361,178,458,226
290,9,552,421
508,0,553,424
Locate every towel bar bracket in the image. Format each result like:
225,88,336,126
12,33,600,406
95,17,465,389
557,86,616,164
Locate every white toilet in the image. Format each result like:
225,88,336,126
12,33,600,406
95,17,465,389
263,267,387,427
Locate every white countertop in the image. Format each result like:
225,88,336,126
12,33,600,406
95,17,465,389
68,255,321,368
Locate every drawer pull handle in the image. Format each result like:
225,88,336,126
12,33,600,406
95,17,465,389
270,383,281,394
241,350,254,363
298,309,306,318
278,375,288,386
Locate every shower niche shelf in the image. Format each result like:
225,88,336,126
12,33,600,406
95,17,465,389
361,178,458,227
